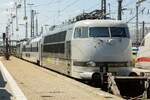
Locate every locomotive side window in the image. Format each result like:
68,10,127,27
89,27,109,37
43,31,66,54
44,31,66,43
43,43,65,53
110,27,129,38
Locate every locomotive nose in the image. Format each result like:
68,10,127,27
91,38,131,62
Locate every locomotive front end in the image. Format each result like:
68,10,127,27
71,20,132,80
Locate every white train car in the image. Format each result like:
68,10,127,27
136,32,150,69
16,40,27,58
22,36,42,65
41,19,132,80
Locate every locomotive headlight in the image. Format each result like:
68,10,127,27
86,61,96,67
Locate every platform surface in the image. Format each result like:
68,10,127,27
0,70,13,100
0,56,122,100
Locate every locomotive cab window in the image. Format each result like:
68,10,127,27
89,27,109,37
110,27,130,38
74,27,88,38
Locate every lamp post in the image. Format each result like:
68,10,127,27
34,11,39,36
118,0,123,20
101,0,107,19
27,3,34,38
24,0,27,20
14,2,21,31
24,0,28,39
15,2,19,31
10,13,15,36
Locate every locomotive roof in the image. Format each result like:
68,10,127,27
74,19,127,27
46,24,74,34
45,19,127,37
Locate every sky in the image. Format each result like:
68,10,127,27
0,0,149,40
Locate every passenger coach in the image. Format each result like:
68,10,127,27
22,36,42,65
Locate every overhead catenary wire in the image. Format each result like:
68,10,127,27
39,0,99,26
126,4,149,23
60,0,79,12
41,0,80,25
4,0,150,39
29,0,70,8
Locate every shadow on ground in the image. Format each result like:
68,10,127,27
0,71,12,100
